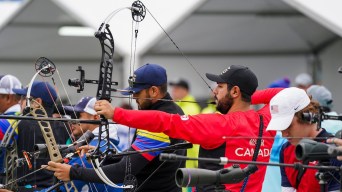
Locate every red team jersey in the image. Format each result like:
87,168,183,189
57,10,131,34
280,129,341,192
112,88,282,191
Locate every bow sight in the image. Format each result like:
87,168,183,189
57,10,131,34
302,107,342,131
68,66,118,93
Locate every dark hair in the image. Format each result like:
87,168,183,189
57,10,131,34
227,84,251,102
158,83,167,94
0,94,21,102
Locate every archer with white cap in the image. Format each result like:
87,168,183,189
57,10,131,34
267,87,341,192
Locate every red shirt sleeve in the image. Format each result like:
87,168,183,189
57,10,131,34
113,108,231,149
251,88,283,105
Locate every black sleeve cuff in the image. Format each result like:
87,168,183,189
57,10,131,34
69,164,103,183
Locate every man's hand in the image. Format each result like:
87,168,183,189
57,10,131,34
327,138,342,161
78,145,96,159
42,161,72,181
94,100,115,119
0,189,13,192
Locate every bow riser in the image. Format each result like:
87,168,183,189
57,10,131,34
95,24,115,102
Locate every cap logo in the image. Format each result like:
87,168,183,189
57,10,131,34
180,115,189,121
79,97,85,103
294,106,299,110
128,74,136,87
220,66,230,75
271,105,279,113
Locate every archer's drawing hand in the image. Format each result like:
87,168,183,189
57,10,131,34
43,161,71,181
327,138,342,161
78,145,96,158
95,100,115,119
0,189,13,192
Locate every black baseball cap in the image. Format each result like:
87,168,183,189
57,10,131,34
205,65,258,96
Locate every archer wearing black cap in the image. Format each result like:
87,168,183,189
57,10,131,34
206,65,258,101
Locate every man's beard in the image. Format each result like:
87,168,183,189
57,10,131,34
138,91,153,110
216,93,233,114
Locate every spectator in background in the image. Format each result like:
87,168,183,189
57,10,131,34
267,77,290,88
169,78,201,192
295,73,313,90
201,97,216,114
201,82,217,114
307,85,342,135
169,78,201,115
262,77,290,192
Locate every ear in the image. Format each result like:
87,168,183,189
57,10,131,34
149,86,159,97
230,86,241,98
35,98,43,104
31,98,43,108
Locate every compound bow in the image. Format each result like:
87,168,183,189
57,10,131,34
68,1,146,190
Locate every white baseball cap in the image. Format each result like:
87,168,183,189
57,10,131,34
266,87,310,131
0,75,22,94
295,73,312,87
64,96,97,115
